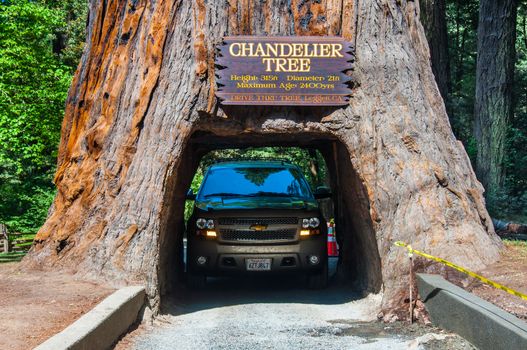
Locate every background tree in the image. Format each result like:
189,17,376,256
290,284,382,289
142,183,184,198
499,1,527,221
46,0,89,67
432,0,526,221
474,0,518,207
445,0,479,145
420,0,451,107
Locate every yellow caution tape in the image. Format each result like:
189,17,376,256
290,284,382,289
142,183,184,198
395,241,527,301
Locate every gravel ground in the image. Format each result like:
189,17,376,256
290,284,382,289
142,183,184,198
117,259,474,350
124,300,473,350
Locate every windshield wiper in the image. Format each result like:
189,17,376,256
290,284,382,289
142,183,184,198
203,192,245,198
244,191,294,197
204,191,299,198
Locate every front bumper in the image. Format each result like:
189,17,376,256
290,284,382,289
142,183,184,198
187,237,327,275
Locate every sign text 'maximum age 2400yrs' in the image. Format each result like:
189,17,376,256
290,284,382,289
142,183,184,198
216,36,354,106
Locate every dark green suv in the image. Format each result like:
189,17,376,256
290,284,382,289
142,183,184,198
185,160,330,289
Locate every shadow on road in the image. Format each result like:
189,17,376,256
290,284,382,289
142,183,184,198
162,257,363,316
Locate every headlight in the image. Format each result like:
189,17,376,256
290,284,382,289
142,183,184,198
196,218,214,229
302,218,310,228
196,218,207,229
309,217,320,228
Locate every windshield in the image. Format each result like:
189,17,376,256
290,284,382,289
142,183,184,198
198,166,313,199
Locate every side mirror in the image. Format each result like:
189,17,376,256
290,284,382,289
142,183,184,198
186,189,196,200
314,186,332,199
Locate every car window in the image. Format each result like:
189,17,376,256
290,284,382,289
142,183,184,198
198,166,313,199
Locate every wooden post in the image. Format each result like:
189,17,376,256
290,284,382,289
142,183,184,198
408,245,414,324
0,224,8,253
409,255,414,323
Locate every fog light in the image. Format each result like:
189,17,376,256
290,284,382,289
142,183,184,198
308,255,319,265
206,230,217,237
300,229,311,236
197,256,207,265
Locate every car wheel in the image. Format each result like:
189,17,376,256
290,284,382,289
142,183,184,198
187,272,206,289
307,262,328,289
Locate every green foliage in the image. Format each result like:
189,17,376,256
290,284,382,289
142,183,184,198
503,239,527,250
0,0,87,234
0,251,25,263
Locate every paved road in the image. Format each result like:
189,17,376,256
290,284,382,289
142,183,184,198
121,259,474,350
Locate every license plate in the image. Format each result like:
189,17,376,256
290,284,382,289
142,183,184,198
246,258,272,271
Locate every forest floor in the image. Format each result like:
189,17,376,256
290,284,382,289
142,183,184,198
0,262,114,350
467,241,527,320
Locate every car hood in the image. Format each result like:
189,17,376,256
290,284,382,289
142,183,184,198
195,196,319,211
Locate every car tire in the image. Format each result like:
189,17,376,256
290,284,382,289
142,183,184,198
307,261,328,289
187,272,206,289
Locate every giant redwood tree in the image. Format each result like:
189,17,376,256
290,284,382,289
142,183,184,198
25,0,502,317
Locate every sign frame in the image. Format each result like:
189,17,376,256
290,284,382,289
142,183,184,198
215,36,354,107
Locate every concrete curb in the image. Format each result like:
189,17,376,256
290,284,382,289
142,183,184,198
35,286,146,350
417,273,527,350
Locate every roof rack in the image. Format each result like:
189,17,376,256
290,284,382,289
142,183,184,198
212,157,294,165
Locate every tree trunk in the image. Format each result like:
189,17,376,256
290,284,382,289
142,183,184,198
474,0,517,198
420,0,451,104
24,0,502,318
308,148,321,187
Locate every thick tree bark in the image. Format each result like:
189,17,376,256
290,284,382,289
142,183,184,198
420,0,451,104
474,0,517,198
24,0,501,317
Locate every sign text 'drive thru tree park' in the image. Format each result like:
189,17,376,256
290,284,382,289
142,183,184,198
215,36,354,106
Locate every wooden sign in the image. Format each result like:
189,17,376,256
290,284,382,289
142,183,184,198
215,36,354,106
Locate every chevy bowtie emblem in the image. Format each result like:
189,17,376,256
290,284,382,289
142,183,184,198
250,224,268,231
